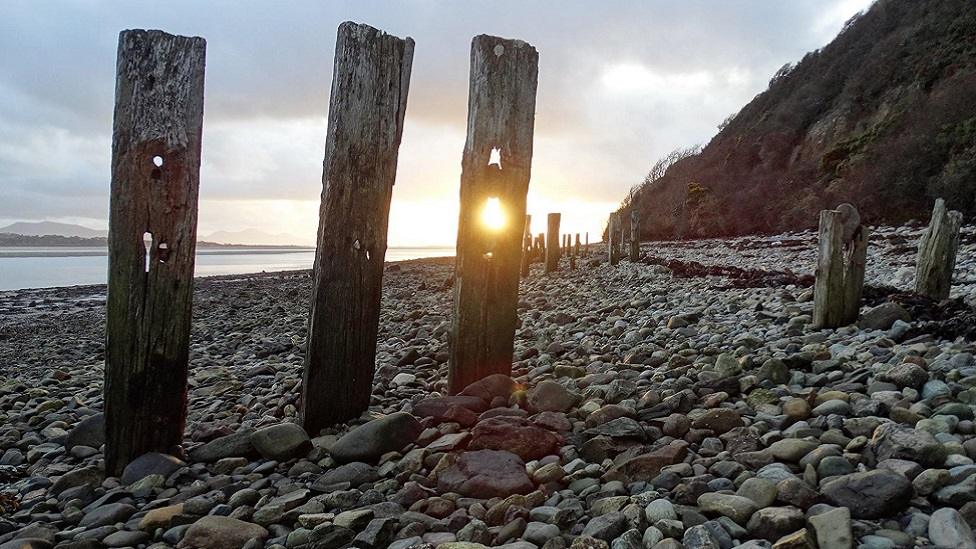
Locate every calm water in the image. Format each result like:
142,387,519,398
0,247,454,291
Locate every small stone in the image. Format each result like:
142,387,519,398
249,423,310,461
178,516,269,549
821,469,912,519
808,506,852,549
121,452,185,485
526,380,580,413
697,493,758,525
330,412,423,463
929,507,976,549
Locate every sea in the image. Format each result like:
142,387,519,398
0,246,455,291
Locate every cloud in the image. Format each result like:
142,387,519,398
0,0,872,245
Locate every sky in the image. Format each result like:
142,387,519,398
0,0,874,247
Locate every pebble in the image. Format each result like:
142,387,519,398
2,224,976,549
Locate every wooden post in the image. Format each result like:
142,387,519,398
104,30,206,475
448,35,538,395
520,214,532,278
585,232,589,256
629,210,640,261
608,213,621,265
812,208,869,328
570,233,578,269
545,213,561,273
301,22,414,432
915,198,963,300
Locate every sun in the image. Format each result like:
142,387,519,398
480,197,506,232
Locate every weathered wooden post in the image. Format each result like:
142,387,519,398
608,212,621,265
545,213,561,273
537,232,545,262
915,198,963,300
448,35,538,394
575,233,581,263
812,205,869,328
585,232,589,256
301,22,414,432
629,209,640,261
569,233,578,270
104,29,206,476
520,214,532,278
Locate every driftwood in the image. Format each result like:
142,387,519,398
448,35,539,394
545,213,561,273
915,198,963,300
301,22,414,432
104,29,206,475
812,208,869,328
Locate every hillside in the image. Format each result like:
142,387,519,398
0,221,108,238
621,0,976,239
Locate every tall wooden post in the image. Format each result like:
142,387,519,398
585,232,589,256
545,213,561,273
608,213,621,265
570,233,578,269
520,214,532,278
915,198,962,300
301,22,414,432
812,208,869,328
537,232,545,262
448,35,539,395
105,30,206,476
629,210,640,261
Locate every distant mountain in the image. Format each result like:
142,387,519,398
618,0,976,239
203,229,310,247
0,221,107,238
0,222,311,247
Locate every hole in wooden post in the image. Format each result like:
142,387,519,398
143,232,152,272
151,156,163,180
158,242,170,263
488,147,502,169
481,197,506,232
365,249,371,261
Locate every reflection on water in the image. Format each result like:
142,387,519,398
0,247,454,291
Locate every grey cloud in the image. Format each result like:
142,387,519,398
0,0,873,225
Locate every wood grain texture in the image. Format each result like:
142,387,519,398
105,29,206,475
448,35,538,395
812,209,868,328
915,198,962,300
545,213,561,273
301,22,414,432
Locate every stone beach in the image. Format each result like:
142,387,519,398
1,222,976,549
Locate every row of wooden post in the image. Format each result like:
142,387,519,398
100,23,967,475
104,24,542,474
813,199,962,329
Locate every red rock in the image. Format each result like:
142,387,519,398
532,411,573,432
601,441,689,483
460,374,517,402
413,396,488,422
436,450,534,498
469,417,562,461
